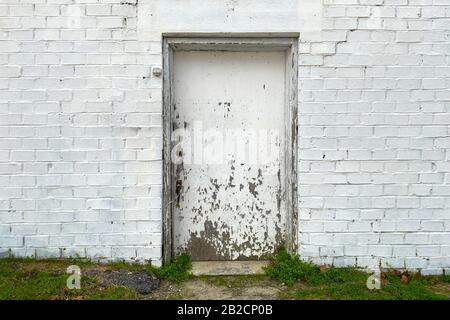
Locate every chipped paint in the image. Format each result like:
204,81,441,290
171,50,288,261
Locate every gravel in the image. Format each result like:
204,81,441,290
86,269,161,294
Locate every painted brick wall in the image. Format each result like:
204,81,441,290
0,0,449,274
298,0,450,275
0,0,163,265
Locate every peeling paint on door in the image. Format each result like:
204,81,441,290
172,50,287,261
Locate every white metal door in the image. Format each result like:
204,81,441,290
172,50,287,260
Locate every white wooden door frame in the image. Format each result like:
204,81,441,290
162,34,299,264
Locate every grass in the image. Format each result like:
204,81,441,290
86,286,139,300
279,275,448,300
0,259,138,300
0,253,448,300
0,254,192,300
265,248,449,300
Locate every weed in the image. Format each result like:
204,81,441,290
154,254,192,283
262,248,366,286
263,248,317,286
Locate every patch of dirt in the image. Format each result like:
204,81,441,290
143,277,284,300
430,283,450,298
85,269,161,294
230,286,281,300
142,281,185,300
182,280,234,300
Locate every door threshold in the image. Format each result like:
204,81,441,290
191,261,269,276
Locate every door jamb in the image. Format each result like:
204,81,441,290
162,35,299,264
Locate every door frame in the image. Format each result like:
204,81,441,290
162,34,299,264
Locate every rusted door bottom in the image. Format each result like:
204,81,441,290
191,261,269,275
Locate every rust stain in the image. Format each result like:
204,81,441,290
184,220,232,260
182,217,280,261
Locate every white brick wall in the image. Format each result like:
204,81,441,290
0,0,449,274
298,0,450,275
0,0,163,265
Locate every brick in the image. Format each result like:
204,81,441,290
24,235,49,247
97,17,124,28
0,236,23,247
36,54,60,65
86,5,111,16
34,5,60,16
396,31,423,42
0,17,20,28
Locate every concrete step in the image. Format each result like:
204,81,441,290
191,261,269,276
